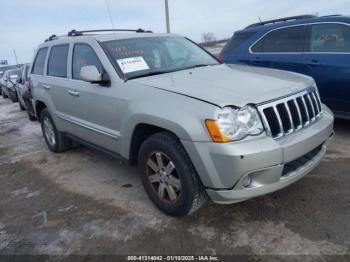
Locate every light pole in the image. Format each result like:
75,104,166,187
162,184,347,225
164,0,170,33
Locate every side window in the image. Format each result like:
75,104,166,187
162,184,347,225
222,31,256,54
72,44,103,80
32,47,48,75
47,45,69,78
252,26,305,52
310,24,350,52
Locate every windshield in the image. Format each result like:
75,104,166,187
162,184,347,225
101,36,219,80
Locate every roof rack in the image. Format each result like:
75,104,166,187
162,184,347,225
44,28,153,42
44,34,59,42
246,15,317,28
67,28,153,36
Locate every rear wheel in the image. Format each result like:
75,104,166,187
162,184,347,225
40,108,70,153
138,132,207,217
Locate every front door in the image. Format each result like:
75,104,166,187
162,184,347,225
301,23,350,114
65,43,121,153
249,25,307,73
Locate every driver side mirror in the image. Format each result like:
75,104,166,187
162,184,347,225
80,65,110,86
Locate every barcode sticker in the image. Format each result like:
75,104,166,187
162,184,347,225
117,56,150,74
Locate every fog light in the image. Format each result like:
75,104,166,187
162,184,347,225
242,175,251,187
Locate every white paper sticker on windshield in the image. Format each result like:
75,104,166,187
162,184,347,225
117,56,149,74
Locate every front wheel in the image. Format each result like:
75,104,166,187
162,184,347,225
40,108,70,153
2,88,8,98
9,90,18,103
138,132,207,217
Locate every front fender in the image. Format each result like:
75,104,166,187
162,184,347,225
119,98,218,159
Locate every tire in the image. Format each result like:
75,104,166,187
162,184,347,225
40,108,70,153
138,132,207,217
2,88,8,98
19,100,25,111
24,99,36,121
27,111,37,121
9,90,18,103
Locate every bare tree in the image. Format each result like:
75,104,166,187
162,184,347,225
202,32,216,43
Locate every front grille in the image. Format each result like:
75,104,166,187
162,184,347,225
259,88,322,139
282,144,323,176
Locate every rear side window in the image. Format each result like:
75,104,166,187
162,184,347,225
32,48,48,75
47,45,69,78
252,26,306,52
310,24,350,52
72,44,103,80
221,32,256,54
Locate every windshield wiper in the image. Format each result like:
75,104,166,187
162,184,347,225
127,70,174,80
126,64,218,81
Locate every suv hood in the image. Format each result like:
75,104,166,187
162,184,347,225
133,64,315,107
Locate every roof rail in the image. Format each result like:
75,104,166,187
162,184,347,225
246,15,317,28
67,28,153,36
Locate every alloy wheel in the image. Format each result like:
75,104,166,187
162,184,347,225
146,152,182,203
43,117,56,147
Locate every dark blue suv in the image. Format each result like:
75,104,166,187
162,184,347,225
221,15,350,119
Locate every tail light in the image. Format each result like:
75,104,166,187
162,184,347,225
215,55,224,63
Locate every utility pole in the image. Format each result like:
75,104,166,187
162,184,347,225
105,0,115,28
164,0,170,33
13,49,19,65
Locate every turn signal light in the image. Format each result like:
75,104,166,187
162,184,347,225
205,120,232,143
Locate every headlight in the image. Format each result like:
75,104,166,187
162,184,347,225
205,105,264,142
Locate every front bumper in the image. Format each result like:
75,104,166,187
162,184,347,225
182,106,334,204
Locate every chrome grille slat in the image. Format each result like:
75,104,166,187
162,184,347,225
293,99,303,129
311,92,321,115
284,102,294,132
307,94,316,120
273,106,284,137
301,96,311,124
258,88,323,139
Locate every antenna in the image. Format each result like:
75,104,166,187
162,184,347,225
105,0,115,28
13,49,19,65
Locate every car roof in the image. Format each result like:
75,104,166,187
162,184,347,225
240,15,350,33
37,32,182,49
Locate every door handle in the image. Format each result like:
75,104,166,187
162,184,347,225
42,84,51,90
68,90,80,97
308,60,321,66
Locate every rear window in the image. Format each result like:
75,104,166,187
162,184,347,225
47,45,69,78
252,26,306,53
32,48,48,75
221,31,256,54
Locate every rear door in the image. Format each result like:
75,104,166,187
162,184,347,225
249,25,307,73
45,44,72,131
65,42,120,152
301,23,350,114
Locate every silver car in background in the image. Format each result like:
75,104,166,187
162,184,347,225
15,64,32,112
31,30,334,216
3,68,21,102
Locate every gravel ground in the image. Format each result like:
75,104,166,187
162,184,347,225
0,97,349,260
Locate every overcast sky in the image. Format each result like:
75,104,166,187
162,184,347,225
1,0,349,64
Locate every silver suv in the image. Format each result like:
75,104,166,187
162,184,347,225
31,29,334,216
